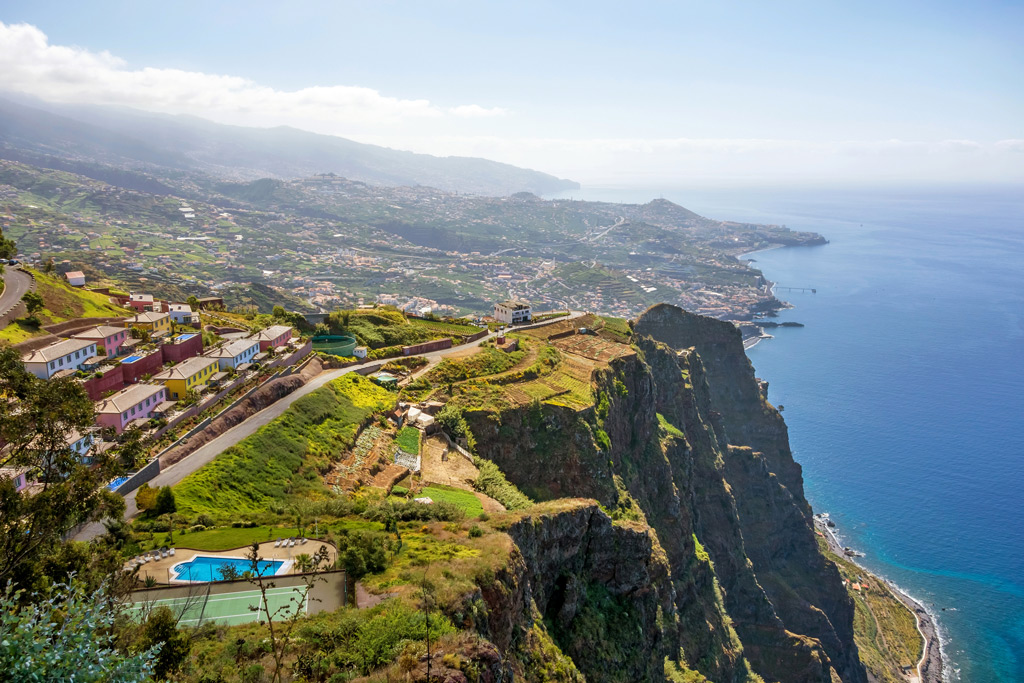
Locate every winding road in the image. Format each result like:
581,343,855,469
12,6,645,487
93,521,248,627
0,267,32,319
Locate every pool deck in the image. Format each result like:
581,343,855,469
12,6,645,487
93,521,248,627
131,540,337,585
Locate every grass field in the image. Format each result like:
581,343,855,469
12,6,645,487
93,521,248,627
173,374,395,518
395,426,420,455
143,526,302,552
407,317,482,336
420,485,484,517
127,585,307,627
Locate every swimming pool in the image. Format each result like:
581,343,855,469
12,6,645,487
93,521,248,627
106,476,129,491
171,555,286,582
121,355,144,363
175,333,197,341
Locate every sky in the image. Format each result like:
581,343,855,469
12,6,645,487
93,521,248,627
0,0,1022,186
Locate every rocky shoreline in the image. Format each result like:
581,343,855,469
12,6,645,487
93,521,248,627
815,517,944,683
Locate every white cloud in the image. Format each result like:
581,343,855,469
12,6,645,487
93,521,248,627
0,22,467,127
449,104,509,118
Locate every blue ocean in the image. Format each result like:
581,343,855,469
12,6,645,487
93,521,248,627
553,184,1024,682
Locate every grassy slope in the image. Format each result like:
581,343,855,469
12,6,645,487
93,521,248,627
395,426,421,455
0,268,130,343
818,537,924,682
173,374,394,517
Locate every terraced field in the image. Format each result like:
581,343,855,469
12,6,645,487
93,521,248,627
553,335,636,362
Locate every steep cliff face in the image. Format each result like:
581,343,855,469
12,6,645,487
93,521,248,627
460,304,865,683
636,304,863,683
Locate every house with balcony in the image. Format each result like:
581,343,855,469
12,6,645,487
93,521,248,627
124,311,172,338
168,303,199,326
152,356,220,400
95,383,168,434
71,325,129,358
254,324,293,351
22,339,101,379
127,293,157,312
205,337,260,370
493,300,532,324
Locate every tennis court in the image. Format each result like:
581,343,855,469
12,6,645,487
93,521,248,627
128,584,309,627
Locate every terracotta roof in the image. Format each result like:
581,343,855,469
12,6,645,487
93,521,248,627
255,325,292,341
126,311,169,324
72,325,127,339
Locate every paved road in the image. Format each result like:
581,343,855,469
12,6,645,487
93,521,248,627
0,267,32,318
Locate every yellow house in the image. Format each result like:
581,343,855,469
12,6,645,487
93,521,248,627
124,311,172,338
152,356,220,399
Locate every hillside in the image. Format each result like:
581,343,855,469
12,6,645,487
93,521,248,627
0,97,579,196
0,268,129,343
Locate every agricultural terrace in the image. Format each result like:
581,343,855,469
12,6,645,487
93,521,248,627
172,374,394,518
419,332,635,412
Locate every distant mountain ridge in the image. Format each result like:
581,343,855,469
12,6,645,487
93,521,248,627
0,96,579,196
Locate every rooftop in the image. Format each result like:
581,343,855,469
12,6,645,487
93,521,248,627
22,338,97,363
72,325,127,339
126,311,169,324
95,383,166,414
152,355,219,380
255,325,292,341
497,300,530,309
206,338,260,358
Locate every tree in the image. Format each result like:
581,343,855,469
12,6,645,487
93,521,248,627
244,541,332,683
0,226,15,260
21,290,44,317
135,483,158,512
140,606,190,679
186,295,199,309
154,487,177,516
272,305,287,319
0,346,126,586
0,579,159,681
43,257,55,274
115,426,149,470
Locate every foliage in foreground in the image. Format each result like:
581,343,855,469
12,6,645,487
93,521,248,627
473,457,534,511
0,580,159,682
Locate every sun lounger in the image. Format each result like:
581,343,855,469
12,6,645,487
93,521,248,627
288,538,295,547
274,538,281,547
300,537,307,545
168,548,175,557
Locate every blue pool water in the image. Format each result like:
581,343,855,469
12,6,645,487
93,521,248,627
106,476,129,491
172,555,284,582
121,355,144,363
175,333,197,340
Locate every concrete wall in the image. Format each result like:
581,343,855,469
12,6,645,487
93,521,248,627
83,364,126,401
115,456,161,495
160,333,203,363
121,350,164,385
402,337,452,356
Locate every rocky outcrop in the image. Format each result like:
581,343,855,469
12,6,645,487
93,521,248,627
461,304,865,683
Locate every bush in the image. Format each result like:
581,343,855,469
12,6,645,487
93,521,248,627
473,458,533,511
468,525,483,538
155,486,177,515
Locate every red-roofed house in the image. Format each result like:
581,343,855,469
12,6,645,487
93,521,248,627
64,271,86,287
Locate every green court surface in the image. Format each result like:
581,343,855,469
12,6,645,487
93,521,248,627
127,585,308,626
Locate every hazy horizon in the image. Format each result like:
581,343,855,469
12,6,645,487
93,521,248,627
1,2,1021,186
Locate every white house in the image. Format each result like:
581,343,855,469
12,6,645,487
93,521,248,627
64,271,86,287
205,337,261,370
167,303,199,325
354,346,368,359
493,300,532,324
22,339,100,379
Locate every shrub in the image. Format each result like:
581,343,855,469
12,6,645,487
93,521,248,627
468,525,483,538
472,458,532,511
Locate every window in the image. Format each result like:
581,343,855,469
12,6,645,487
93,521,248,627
122,411,128,419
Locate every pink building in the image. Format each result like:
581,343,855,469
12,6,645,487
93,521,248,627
95,384,169,434
72,325,130,358
0,467,30,493
254,324,293,351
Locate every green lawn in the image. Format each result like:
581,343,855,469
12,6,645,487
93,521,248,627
420,485,484,517
143,526,301,551
395,426,420,455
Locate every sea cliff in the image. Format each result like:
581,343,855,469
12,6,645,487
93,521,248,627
452,304,868,682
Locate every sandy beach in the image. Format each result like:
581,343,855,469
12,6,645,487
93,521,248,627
815,518,944,683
